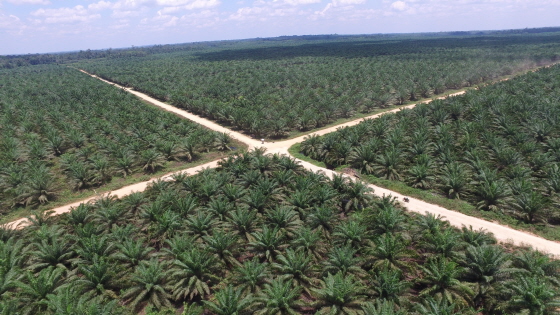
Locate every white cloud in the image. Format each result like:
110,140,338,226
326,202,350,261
88,1,114,11
333,0,364,5
7,0,50,5
390,0,407,11
278,0,321,5
0,13,25,33
155,0,220,8
31,5,101,24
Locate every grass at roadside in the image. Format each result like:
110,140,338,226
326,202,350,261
0,140,247,225
288,143,560,242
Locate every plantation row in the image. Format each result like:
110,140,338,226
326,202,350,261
1,151,559,314
299,65,560,227
0,65,233,213
78,33,560,138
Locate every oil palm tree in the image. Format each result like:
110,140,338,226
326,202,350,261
264,205,302,238
203,285,255,315
14,266,66,315
73,255,121,298
232,258,270,295
122,258,172,311
461,244,520,310
272,249,317,292
170,247,221,300
370,268,410,304
27,235,74,271
203,231,240,267
248,226,286,262
361,299,406,315
322,246,366,278
111,238,153,268
419,257,474,307
254,278,302,315
311,272,368,315
507,276,560,315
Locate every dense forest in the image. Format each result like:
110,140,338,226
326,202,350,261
1,151,559,314
77,32,560,138
0,65,233,214
299,64,560,230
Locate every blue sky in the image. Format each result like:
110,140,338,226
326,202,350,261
1,0,559,55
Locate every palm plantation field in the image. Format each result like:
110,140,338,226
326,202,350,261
76,32,560,139
0,65,237,217
298,64,560,238
2,151,560,314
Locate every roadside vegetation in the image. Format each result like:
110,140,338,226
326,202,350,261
2,151,560,314
76,32,560,139
0,65,236,215
298,64,560,239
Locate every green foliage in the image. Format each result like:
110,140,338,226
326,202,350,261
299,64,560,232
0,65,228,213
1,148,559,315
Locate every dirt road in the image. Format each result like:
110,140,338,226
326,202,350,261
12,69,559,257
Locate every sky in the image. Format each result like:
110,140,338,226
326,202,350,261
1,0,559,55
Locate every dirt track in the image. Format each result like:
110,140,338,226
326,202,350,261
11,69,560,257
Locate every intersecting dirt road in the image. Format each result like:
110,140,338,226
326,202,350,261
11,69,560,257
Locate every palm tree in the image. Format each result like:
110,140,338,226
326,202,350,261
459,226,496,247
370,268,410,304
342,181,374,213
474,179,509,211
73,255,121,298
438,162,470,199
349,145,377,175
366,232,415,272
507,276,560,315
374,147,402,180
225,208,259,241
122,258,172,311
514,250,560,287
419,257,474,307
510,191,549,223
46,287,123,315
232,258,270,295
111,238,153,268
291,227,326,261
203,231,240,267
422,229,460,259
333,220,369,249
14,266,66,314
27,235,74,271
186,212,217,240
311,272,367,315
254,278,302,315
214,132,232,151
264,206,302,238
361,299,406,315
248,226,286,262
415,296,477,315
17,166,57,206
322,246,366,278
221,183,246,205
64,203,93,227
366,204,406,235
272,249,317,293
461,245,520,310
307,206,337,238
140,149,165,173
407,162,435,189
170,247,221,300
203,285,255,315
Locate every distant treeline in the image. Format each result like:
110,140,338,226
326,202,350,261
2,26,560,69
